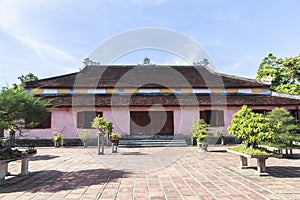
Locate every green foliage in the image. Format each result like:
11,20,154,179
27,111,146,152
256,53,300,94
191,118,209,142
106,121,113,134
229,145,278,155
91,115,112,135
227,105,274,148
110,132,121,140
215,130,223,136
266,108,299,147
79,129,90,142
0,86,49,134
52,130,64,146
273,83,300,94
18,73,38,84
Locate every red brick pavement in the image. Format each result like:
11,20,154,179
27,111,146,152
0,146,299,199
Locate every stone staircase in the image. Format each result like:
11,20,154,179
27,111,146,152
118,135,188,147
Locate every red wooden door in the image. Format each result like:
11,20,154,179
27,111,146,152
130,111,174,135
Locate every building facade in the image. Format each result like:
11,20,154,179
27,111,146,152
23,63,300,139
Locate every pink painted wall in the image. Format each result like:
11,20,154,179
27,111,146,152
9,105,299,139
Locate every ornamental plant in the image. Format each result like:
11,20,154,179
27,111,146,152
191,118,209,143
52,130,64,147
79,129,90,148
110,132,121,140
227,105,274,148
0,85,49,146
91,115,113,154
91,116,111,135
266,108,300,147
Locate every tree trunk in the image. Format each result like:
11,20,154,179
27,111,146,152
0,128,4,138
9,130,15,148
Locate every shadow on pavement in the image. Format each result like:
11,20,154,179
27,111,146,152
0,168,130,193
120,152,148,156
267,166,300,178
30,155,60,161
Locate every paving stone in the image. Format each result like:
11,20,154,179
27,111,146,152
0,146,299,199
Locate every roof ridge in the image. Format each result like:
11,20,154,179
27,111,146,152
28,72,78,83
215,70,268,86
272,91,300,99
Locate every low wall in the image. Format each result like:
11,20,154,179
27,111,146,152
14,138,84,147
5,135,242,147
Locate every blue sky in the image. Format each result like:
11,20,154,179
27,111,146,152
0,0,300,86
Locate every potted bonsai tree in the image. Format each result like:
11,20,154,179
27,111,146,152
191,118,209,151
53,130,64,148
227,105,274,149
110,132,121,145
91,115,112,155
215,130,225,145
227,105,278,175
79,129,90,148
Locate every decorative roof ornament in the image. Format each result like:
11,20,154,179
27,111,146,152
138,57,154,66
143,57,150,65
193,58,209,67
83,58,100,66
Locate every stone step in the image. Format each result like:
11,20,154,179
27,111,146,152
118,139,187,147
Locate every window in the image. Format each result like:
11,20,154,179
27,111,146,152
118,89,125,94
27,112,52,129
43,89,58,94
192,89,210,94
200,110,224,127
288,109,299,121
86,89,106,94
138,89,160,93
252,109,271,116
77,111,103,128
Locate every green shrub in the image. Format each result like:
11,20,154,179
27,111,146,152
191,118,209,142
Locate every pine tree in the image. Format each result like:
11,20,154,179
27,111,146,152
266,108,299,147
0,86,49,147
227,105,273,148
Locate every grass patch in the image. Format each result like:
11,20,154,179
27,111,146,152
229,145,278,155
261,142,300,149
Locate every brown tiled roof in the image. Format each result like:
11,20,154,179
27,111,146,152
26,65,268,89
41,94,300,108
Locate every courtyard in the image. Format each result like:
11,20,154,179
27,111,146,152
0,146,299,200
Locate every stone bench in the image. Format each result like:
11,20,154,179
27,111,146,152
227,149,281,176
0,152,36,182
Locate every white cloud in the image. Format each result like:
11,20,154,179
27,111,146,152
223,61,245,71
0,0,75,63
14,35,74,62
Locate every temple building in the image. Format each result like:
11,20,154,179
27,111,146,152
23,58,300,142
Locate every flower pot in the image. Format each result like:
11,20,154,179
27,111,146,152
110,139,119,145
197,142,208,152
221,136,226,145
